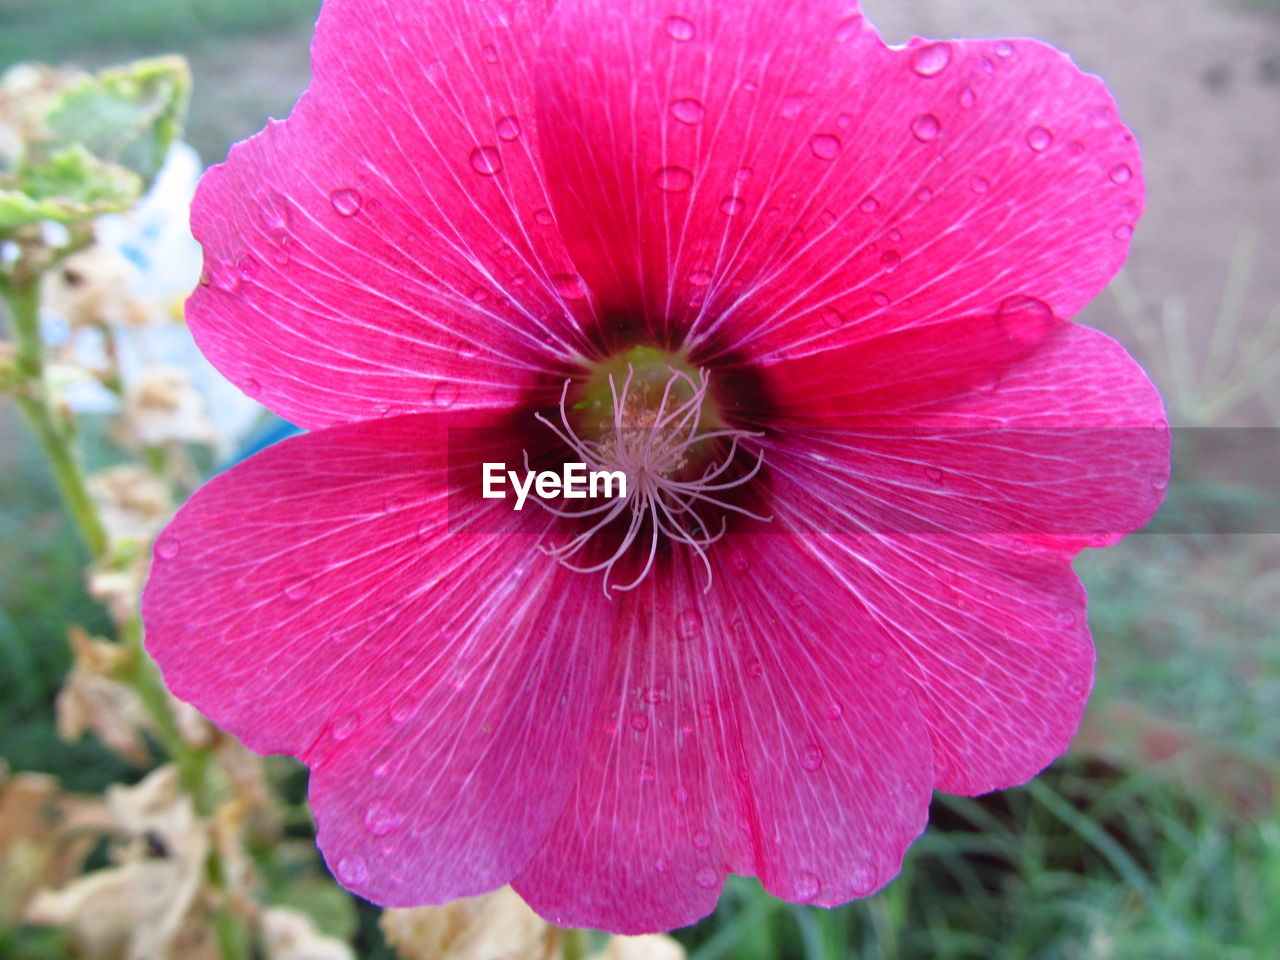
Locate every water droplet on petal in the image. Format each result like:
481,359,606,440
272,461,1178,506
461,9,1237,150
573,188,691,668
336,855,368,886
911,42,952,77
481,43,499,63
746,658,763,678
719,194,745,216
915,186,934,202
995,40,1015,58
654,165,694,193
971,175,991,194
390,695,417,723
796,872,821,901
671,97,706,124
871,291,890,307
551,272,588,300
678,610,703,642
825,702,844,720
283,575,313,601
155,535,180,559
834,14,863,42
644,686,666,705
664,15,695,41
496,115,521,141
880,249,901,271
809,132,841,160
1114,224,1134,240
655,856,671,873
630,712,649,731
329,188,362,217
911,113,941,142
332,711,358,741
431,382,459,408
959,86,977,108
688,270,712,287
1149,472,1169,491
779,93,809,118
820,306,843,328
1026,125,1054,152
692,830,712,850
859,195,880,213
695,866,718,888
1108,163,1133,184
728,549,749,573
365,800,403,836
469,145,503,175
924,466,944,484
868,650,886,667
800,744,824,771
995,295,1055,345
259,193,292,231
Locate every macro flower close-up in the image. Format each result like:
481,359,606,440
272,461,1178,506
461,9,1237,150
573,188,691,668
135,0,1171,935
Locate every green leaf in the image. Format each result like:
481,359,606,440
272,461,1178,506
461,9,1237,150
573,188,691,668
0,144,141,232
43,56,191,184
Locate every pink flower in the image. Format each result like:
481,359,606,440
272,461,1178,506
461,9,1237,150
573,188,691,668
142,0,1169,933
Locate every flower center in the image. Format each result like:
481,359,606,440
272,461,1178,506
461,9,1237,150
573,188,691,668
533,347,767,596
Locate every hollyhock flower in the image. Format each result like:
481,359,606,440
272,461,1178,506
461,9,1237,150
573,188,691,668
141,0,1169,934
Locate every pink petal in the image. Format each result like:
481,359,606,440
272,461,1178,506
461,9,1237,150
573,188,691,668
142,414,615,903
513,538,932,932
760,327,1169,793
188,0,593,429
535,0,1140,381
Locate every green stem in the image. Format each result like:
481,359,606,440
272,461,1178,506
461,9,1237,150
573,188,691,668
2,274,109,557
2,266,249,960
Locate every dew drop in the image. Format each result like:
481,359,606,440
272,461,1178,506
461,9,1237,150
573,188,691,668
858,195,880,213
779,93,809,119
1108,163,1133,184
241,377,260,395
719,194,745,216
796,872,821,902
924,466,944,484
888,228,902,242
695,866,718,888
644,686,666,705
1069,681,1087,698
630,713,649,731
551,272,588,300
692,830,712,850
871,291,890,307
1026,125,1054,152
676,610,703,642
390,695,417,723
671,97,706,124
820,306,843,328
329,188,362,217
729,549,749,573
825,702,844,720
696,700,715,719
532,208,555,227
481,43,499,63
155,535,180,559
1114,223,1134,240
834,14,863,42
971,175,991,194
800,744,824,771
911,42,952,77
688,270,713,287
879,249,901,271
673,785,690,803
809,132,842,160
995,40,1016,58
258,193,292,231
868,650,886,667
336,855,368,886
1149,472,1169,491
332,711,359,741
663,15,695,41
283,575,313,601
911,113,941,142
495,115,521,141
915,185,934,202
365,800,403,836
654,165,694,193
655,856,672,873
959,86,977,108
1057,608,1078,627
746,658,764,678
431,381,459,408
469,145,503,176
995,295,1055,345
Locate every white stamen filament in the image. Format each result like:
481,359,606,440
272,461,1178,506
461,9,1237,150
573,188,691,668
530,366,770,597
